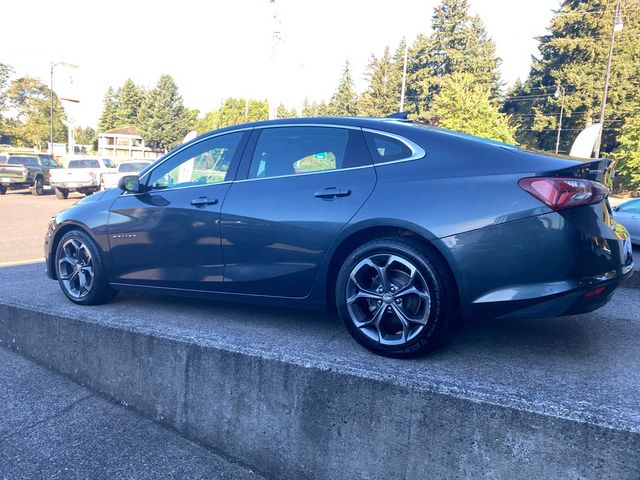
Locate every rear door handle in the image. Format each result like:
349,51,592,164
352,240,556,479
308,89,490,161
314,187,351,200
190,196,219,207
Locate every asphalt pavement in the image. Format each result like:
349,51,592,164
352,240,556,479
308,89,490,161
0,346,264,480
0,188,77,265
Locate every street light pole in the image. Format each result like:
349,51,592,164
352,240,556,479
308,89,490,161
50,62,55,154
554,86,565,154
399,41,408,112
593,0,623,158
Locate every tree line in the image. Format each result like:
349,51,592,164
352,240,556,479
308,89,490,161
1,0,639,191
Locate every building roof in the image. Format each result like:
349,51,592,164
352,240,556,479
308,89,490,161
100,126,141,136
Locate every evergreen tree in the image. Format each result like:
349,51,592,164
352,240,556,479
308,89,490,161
503,0,640,154
430,72,515,143
98,86,118,132
328,61,358,116
115,79,144,127
6,76,67,148
358,46,401,117
139,74,193,151
276,102,297,119
407,0,501,118
613,114,640,192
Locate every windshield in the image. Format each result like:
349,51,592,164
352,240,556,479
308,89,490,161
8,156,38,166
68,159,100,169
119,162,150,173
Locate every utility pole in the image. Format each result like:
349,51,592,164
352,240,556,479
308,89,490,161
50,62,55,155
399,41,408,112
554,86,565,154
268,0,282,120
593,0,623,158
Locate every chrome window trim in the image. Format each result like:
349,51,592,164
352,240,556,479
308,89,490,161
255,123,360,131
361,127,426,164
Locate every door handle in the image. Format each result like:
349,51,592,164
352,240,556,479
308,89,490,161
314,187,351,200
190,196,219,207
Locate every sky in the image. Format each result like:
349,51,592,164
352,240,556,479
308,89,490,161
2,0,560,127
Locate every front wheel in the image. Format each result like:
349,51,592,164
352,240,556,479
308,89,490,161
55,230,118,305
336,238,458,358
55,187,69,199
0,185,6,195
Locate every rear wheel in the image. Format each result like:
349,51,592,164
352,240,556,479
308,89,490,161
336,238,458,358
55,187,69,199
55,230,118,305
0,185,6,195
31,177,44,196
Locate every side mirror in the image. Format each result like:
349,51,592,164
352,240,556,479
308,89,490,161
118,175,143,193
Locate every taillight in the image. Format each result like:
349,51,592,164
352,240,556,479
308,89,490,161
89,171,95,178
518,177,609,211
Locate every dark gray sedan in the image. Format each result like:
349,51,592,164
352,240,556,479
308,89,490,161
43,116,635,357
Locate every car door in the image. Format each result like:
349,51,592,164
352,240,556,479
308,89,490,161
220,125,376,297
107,130,249,291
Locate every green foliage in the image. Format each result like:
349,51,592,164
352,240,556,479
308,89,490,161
407,0,501,118
430,73,516,144
115,79,144,128
358,46,401,117
139,74,194,151
5,76,67,148
74,126,97,146
276,102,297,119
613,115,640,192
98,86,118,132
0,63,13,112
196,98,268,134
503,0,640,154
301,99,329,117
328,61,358,116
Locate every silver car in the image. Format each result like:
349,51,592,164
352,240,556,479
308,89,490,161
613,198,640,245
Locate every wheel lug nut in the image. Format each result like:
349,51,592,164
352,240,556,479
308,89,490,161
377,300,382,306
378,287,383,293
390,286,396,292
395,298,401,304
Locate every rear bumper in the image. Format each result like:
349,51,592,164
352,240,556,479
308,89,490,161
51,182,98,190
440,203,634,321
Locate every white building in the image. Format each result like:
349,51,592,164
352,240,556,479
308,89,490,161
97,126,159,159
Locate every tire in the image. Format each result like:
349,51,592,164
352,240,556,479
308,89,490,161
0,185,6,195
55,187,69,199
31,176,44,196
54,229,118,305
336,237,458,358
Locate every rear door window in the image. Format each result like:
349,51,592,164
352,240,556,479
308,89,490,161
248,127,369,179
103,158,116,168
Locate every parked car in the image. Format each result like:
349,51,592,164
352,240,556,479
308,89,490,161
0,153,60,195
612,198,640,245
50,157,116,199
100,160,154,190
44,116,634,357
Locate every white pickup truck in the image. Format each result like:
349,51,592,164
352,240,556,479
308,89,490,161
100,159,153,190
50,157,117,199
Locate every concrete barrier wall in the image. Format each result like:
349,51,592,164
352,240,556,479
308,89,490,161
1,303,638,480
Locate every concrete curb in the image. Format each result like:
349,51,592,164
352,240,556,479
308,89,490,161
1,302,639,480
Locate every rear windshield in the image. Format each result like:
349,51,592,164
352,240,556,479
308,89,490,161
8,156,38,166
68,159,101,169
119,162,150,173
